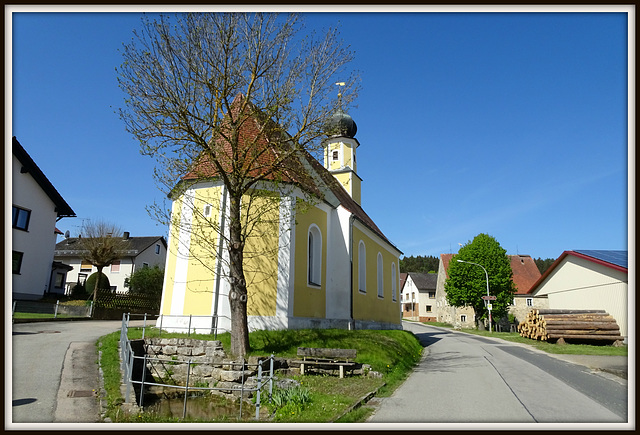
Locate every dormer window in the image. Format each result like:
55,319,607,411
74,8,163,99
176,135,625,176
332,150,339,161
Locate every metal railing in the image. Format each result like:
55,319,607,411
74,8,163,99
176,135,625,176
119,313,274,420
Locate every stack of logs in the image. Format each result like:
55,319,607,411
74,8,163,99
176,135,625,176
518,309,624,343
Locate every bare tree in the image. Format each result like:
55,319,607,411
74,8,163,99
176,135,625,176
117,12,359,357
79,220,131,308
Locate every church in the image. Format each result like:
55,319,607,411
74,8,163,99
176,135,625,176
158,96,402,334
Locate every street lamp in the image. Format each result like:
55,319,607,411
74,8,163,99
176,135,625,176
457,259,492,332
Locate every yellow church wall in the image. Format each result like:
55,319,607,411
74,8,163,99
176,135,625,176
161,197,182,315
242,192,280,317
293,200,327,318
352,225,401,325
182,187,223,315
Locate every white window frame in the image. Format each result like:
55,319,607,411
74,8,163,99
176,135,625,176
110,260,121,273
461,314,467,322
307,224,322,287
526,298,533,307
377,252,384,298
358,240,366,293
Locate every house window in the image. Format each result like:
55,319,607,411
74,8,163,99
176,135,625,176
12,251,24,274
54,273,64,289
80,261,92,272
77,273,87,285
377,253,384,298
426,305,432,313
461,315,467,322
308,225,322,286
155,244,161,255
12,206,31,231
142,262,149,268
391,262,397,302
111,260,121,273
332,150,339,161
428,291,436,299
204,204,211,217
526,298,533,307
358,241,366,292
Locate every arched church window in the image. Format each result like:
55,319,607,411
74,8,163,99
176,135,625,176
358,240,366,292
377,252,384,298
308,225,322,286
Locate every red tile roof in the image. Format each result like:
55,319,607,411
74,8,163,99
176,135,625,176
179,94,398,250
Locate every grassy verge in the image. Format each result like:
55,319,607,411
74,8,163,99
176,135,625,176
421,321,627,356
98,327,422,423
12,312,73,319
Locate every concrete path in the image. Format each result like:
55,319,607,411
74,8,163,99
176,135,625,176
367,322,629,426
10,319,145,427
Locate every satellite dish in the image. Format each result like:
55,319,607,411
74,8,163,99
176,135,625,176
64,230,70,239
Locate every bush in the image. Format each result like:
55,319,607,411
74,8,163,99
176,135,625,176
125,265,164,298
70,282,87,299
86,271,111,295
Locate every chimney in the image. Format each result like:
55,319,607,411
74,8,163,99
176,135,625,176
123,231,130,240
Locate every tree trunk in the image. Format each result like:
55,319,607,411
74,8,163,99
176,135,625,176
91,266,103,315
228,194,250,359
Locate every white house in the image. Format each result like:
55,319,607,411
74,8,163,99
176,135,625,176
12,137,76,300
529,250,628,339
54,234,167,294
400,272,438,322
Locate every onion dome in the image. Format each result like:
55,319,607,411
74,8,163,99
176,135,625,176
325,109,357,138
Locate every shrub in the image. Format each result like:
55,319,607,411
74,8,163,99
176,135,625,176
86,271,111,294
70,282,88,299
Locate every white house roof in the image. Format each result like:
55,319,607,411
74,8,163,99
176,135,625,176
573,250,627,269
54,236,167,258
528,249,628,295
13,137,76,218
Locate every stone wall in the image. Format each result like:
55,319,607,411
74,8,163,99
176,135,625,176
131,337,375,402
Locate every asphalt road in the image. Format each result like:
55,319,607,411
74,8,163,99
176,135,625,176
9,319,142,425
368,322,629,426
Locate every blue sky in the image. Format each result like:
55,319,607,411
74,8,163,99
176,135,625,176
9,7,631,261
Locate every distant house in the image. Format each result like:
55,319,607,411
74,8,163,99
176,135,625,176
529,250,628,339
12,137,76,300
508,254,548,325
435,253,544,328
54,233,167,294
400,272,438,322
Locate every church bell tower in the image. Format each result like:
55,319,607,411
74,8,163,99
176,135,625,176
323,87,362,204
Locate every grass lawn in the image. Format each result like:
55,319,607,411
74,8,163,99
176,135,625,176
421,321,627,357
98,327,423,423
12,312,73,319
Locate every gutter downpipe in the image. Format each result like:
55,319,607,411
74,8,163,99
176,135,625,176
348,215,356,330
212,185,228,337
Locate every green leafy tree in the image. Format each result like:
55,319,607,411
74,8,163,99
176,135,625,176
534,257,556,275
445,233,515,330
117,13,358,358
125,265,164,298
399,255,439,273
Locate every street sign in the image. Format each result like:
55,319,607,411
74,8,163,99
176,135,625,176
481,295,497,301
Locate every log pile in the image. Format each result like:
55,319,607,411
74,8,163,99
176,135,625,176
518,309,624,343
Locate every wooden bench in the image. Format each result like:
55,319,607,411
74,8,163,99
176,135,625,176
292,347,357,378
